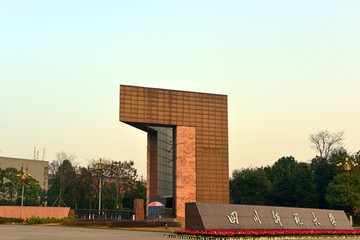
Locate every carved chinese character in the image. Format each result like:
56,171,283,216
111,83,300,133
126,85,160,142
271,211,283,227
312,212,321,226
227,211,239,224
292,213,303,226
328,213,336,226
253,210,261,224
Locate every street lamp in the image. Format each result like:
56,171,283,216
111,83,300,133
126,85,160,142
336,157,358,171
336,155,359,225
17,165,31,206
355,152,360,167
93,158,109,211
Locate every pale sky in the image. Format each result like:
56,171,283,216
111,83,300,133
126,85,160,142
1,1,359,178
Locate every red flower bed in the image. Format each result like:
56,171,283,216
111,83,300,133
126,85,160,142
172,229,360,238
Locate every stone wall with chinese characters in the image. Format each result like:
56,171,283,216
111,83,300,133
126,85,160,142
185,202,353,230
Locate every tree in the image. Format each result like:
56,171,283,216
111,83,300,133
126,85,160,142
268,156,298,207
328,148,348,166
18,176,43,206
326,173,360,215
309,130,344,159
48,159,78,208
310,148,349,209
48,152,81,208
0,167,43,206
89,159,138,209
295,163,318,208
2,168,21,202
230,168,271,205
0,167,20,205
0,168,5,201
49,151,76,176
313,158,336,209
122,181,146,210
76,167,95,209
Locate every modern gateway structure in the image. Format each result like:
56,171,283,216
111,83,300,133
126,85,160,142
119,85,229,218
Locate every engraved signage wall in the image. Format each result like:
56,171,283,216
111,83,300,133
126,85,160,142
185,202,353,230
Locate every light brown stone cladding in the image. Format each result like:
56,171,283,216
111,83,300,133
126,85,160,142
175,126,196,218
134,199,145,221
120,85,229,217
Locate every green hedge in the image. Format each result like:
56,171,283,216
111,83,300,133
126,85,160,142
25,216,77,224
0,217,24,224
62,219,181,228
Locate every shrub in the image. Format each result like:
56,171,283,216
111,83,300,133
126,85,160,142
25,216,77,224
61,219,181,228
111,220,181,228
0,217,24,224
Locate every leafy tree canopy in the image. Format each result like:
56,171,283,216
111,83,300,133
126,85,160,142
326,173,360,215
230,167,271,205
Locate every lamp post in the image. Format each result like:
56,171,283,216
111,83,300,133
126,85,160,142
336,156,358,172
356,152,360,168
93,158,108,212
17,165,31,206
336,155,359,225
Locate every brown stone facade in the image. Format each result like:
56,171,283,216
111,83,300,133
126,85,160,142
134,199,145,221
175,126,196,218
146,133,157,214
119,85,229,218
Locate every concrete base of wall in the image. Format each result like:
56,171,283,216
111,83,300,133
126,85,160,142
0,206,70,219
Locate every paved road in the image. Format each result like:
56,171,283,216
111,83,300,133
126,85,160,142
2,225,360,240
0,225,167,240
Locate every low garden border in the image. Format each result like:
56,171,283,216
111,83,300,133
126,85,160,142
165,229,360,240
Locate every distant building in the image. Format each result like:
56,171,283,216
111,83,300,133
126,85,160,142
0,156,49,191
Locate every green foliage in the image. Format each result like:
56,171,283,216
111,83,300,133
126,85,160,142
268,156,298,207
313,157,336,208
0,167,43,206
0,199,17,206
61,219,180,228
102,195,117,210
1,167,21,202
328,148,349,166
48,153,139,210
230,156,320,209
295,163,318,208
0,168,4,199
25,216,77,224
230,168,271,205
229,147,360,215
76,167,95,209
89,159,138,210
123,181,147,210
0,217,24,224
48,160,79,208
18,176,43,206
326,173,360,215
